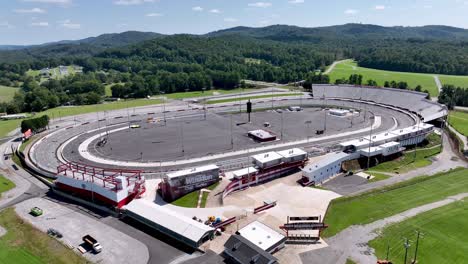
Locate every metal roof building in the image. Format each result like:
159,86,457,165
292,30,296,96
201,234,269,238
224,235,278,264
237,221,286,253
124,199,214,248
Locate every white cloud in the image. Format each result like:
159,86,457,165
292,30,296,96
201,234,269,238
146,13,162,17
224,18,238,22
114,0,155,6
423,5,433,9
209,9,221,14
59,20,80,29
31,21,49,27
375,5,385,10
192,6,203,12
288,0,304,4
344,9,358,15
248,2,272,8
14,8,46,13
22,0,71,3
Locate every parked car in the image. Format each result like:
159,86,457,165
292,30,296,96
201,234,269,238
30,207,43,217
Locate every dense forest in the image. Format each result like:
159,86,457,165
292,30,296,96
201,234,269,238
0,24,467,113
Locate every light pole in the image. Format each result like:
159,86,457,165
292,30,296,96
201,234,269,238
281,111,284,139
366,114,374,170
180,121,185,155
271,87,274,109
305,120,312,143
230,115,234,149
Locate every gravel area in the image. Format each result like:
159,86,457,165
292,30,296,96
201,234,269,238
15,197,150,264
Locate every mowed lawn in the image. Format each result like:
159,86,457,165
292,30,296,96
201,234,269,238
369,198,468,264
438,74,468,88
172,182,220,208
0,174,15,196
322,168,468,238
0,85,19,103
328,60,439,96
0,98,162,138
449,111,468,136
0,208,89,264
370,146,440,174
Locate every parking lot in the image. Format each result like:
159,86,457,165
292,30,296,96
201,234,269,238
15,197,149,264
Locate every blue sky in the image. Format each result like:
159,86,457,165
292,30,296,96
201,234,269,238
0,0,467,45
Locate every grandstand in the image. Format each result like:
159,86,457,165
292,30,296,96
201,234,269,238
312,85,447,122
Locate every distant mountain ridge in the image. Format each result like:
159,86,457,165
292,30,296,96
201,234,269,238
208,24,468,41
0,31,163,50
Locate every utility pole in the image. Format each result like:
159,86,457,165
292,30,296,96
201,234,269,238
413,231,423,264
403,238,411,264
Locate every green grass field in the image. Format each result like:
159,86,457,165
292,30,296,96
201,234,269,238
164,88,262,100
0,208,88,264
370,146,440,174
206,93,302,104
0,175,15,196
449,111,468,136
366,172,390,183
369,198,468,264
438,75,468,88
172,182,220,208
329,60,439,96
0,85,19,103
0,98,162,139
322,168,468,238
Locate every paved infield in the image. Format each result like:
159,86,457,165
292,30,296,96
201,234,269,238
33,99,415,173
90,107,368,162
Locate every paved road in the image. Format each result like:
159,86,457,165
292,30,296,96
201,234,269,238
301,192,468,264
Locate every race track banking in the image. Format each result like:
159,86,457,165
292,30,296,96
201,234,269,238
28,95,416,179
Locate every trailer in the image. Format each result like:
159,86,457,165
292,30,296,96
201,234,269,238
83,235,102,253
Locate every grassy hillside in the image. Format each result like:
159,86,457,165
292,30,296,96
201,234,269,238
449,111,468,136
322,168,468,238
329,60,439,96
370,198,468,264
0,208,88,264
0,85,19,103
438,75,468,88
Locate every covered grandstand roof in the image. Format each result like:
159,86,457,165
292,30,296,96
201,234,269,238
124,199,214,247
312,84,447,122
166,164,219,179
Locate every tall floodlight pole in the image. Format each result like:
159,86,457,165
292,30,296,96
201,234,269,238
413,111,421,162
281,111,284,139
230,114,234,149
126,97,130,129
271,86,274,109
305,120,312,143
366,114,374,170
180,121,185,155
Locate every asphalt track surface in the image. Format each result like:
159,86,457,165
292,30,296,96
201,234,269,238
89,108,368,162
31,98,415,175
